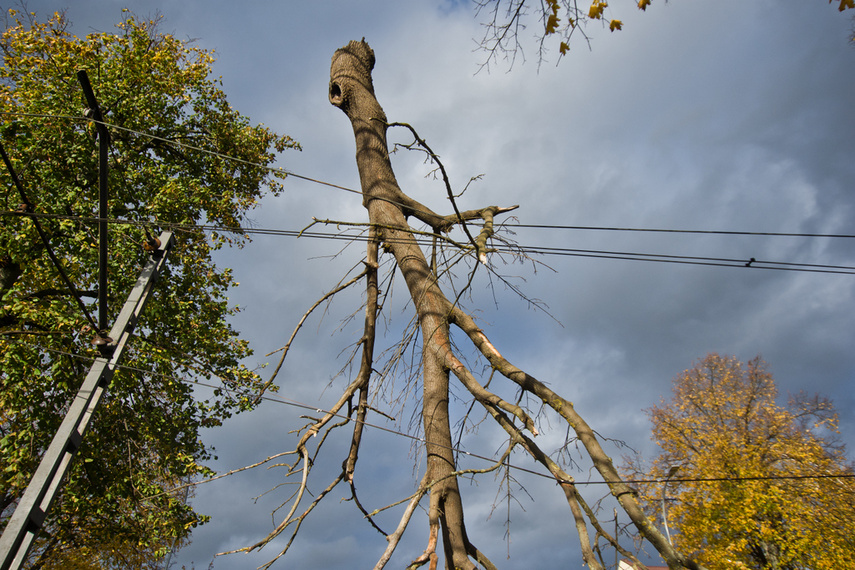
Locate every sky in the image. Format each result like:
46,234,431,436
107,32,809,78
11,0,855,568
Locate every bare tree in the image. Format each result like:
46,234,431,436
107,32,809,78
228,40,709,570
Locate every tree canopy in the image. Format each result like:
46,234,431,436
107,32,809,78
625,354,855,569
0,9,297,568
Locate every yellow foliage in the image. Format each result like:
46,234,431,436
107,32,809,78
532,0,849,66
588,1,607,20
625,354,855,569
545,0,561,35
546,13,561,35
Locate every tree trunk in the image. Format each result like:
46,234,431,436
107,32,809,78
330,40,475,569
328,39,706,570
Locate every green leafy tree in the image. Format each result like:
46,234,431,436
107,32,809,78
0,9,298,568
624,354,855,569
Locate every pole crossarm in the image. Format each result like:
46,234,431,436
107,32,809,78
0,231,175,570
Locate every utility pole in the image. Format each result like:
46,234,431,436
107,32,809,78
76,70,111,338
661,465,680,546
0,69,179,570
615,508,619,569
0,232,175,570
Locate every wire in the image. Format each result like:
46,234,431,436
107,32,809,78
510,224,855,240
4,112,854,482
5,103,855,520
515,244,855,275
0,110,363,197
4,209,854,276
0,142,101,333
4,108,855,285
4,112,854,275
18,341,855,490
5,110,855,241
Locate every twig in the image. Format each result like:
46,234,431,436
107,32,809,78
254,265,369,404
374,475,430,570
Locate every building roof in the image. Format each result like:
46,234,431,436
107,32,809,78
618,560,669,570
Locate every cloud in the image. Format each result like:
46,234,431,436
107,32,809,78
20,0,855,567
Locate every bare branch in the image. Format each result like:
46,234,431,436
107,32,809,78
254,264,369,404
374,475,430,570
449,304,707,569
239,38,715,570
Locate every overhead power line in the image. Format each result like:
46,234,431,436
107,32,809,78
3,209,854,275
0,110,363,197
0,142,100,333
5,102,854,524
12,341,855,491
4,110,854,239
3,111,854,277
510,224,855,239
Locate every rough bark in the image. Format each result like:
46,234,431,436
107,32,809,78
330,39,477,568
329,39,706,570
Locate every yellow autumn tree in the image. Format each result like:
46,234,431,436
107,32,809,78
625,354,855,569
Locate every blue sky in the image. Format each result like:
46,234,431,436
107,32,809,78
14,1,855,568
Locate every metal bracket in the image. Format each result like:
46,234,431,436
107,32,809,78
0,232,175,570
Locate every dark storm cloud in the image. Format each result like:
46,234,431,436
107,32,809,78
16,0,855,567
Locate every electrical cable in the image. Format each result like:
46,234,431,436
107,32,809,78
509,224,855,239
4,110,854,275
0,141,101,333
4,110,855,281
15,341,855,490
5,110,855,240
4,113,855,484
0,110,363,196
4,88,855,552
3,209,854,276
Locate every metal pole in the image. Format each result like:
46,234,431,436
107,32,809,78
614,507,619,569
661,465,680,546
76,70,110,335
0,232,174,570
